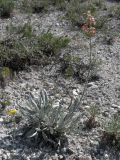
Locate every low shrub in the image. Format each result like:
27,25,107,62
0,24,70,71
61,54,81,77
38,32,70,57
0,92,11,111
61,54,100,82
51,0,67,10
0,37,31,71
30,0,49,13
85,105,100,129
113,5,120,18
21,0,67,13
19,23,33,38
0,0,14,18
0,67,13,88
66,0,97,26
95,15,108,30
21,0,50,13
102,113,120,149
6,22,34,38
92,0,106,8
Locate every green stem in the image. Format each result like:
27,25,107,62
12,120,16,149
67,40,93,129
79,37,92,104
66,37,93,117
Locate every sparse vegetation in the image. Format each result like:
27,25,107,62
66,0,95,26
0,67,13,88
21,0,49,13
38,32,70,57
0,0,119,159
61,54,81,78
65,0,106,26
95,16,108,30
61,54,100,82
0,92,11,112
0,36,31,71
0,24,70,71
102,113,120,149
21,0,67,13
85,105,100,129
113,5,120,18
0,0,14,18
51,0,67,10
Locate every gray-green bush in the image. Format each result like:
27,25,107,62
19,90,82,147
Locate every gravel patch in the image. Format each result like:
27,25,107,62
0,1,120,159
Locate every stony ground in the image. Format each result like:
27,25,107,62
0,1,120,160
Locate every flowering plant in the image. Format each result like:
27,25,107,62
82,11,96,37
79,11,97,104
7,109,17,116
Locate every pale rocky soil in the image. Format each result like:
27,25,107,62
0,1,120,160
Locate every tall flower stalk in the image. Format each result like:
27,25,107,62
79,11,96,103
64,11,97,124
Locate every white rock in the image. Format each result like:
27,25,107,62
111,104,118,108
56,23,59,26
73,89,79,96
0,118,3,122
53,101,60,108
61,147,67,153
78,155,92,160
111,104,120,110
97,50,101,54
84,105,90,109
2,154,7,160
104,153,109,159
6,152,11,159
0,149,4,155
87,82,98,89
59,155,64,159
87,82,95,87
82,100,88,105
110,108,117,113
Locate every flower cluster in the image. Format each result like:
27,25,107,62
82,11,96,37
7,109,17,116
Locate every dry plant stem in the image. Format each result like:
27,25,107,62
12,121,16,149
79,37,92,105
62,40,93,129
63,37,93,123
